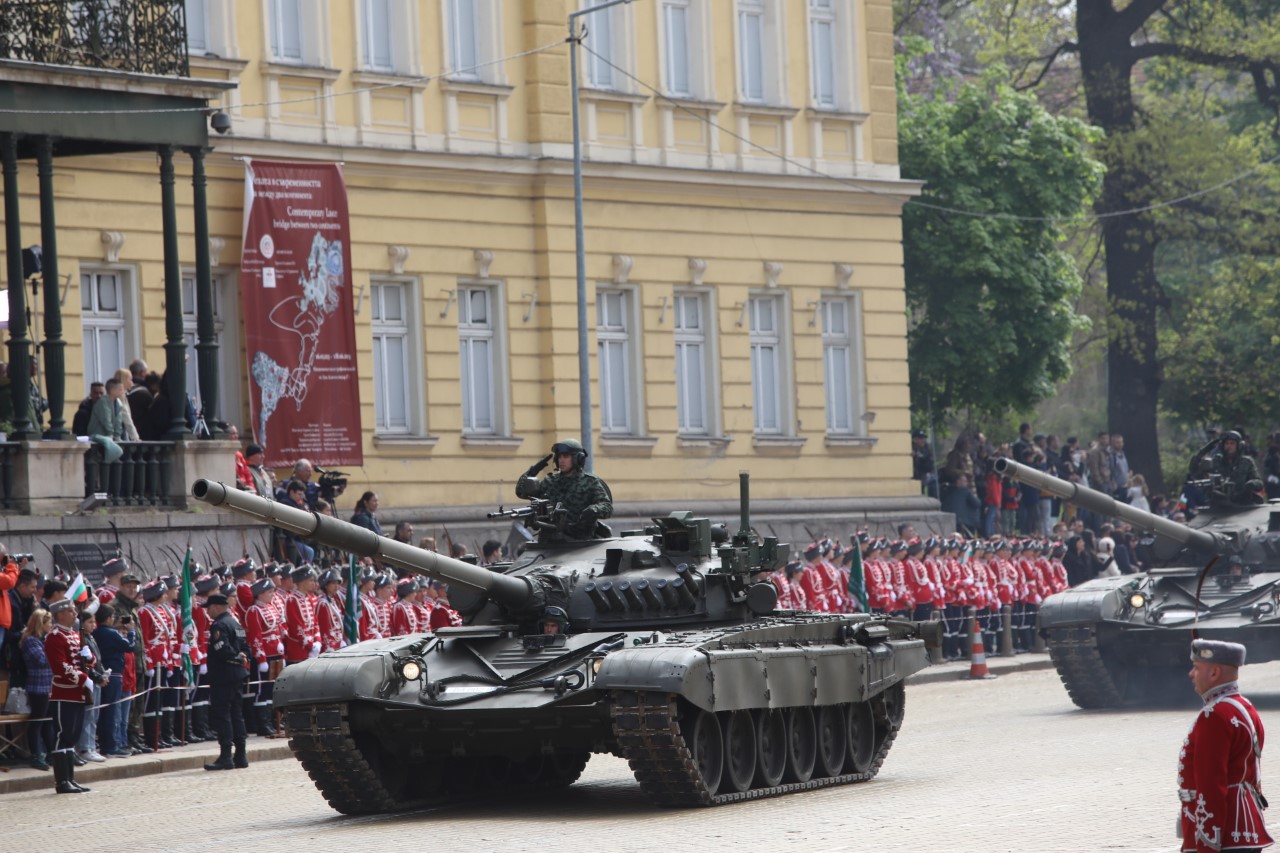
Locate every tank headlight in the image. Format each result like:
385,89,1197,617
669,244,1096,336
395,658,423,681
1129,592,1147,609
592,658,604,675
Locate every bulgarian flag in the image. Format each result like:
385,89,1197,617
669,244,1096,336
180,548,195,684
342,553,361,646
67,573,90,605
847,545,868,613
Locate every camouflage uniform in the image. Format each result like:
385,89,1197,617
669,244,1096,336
516,468,612,537
1209,451,1263,504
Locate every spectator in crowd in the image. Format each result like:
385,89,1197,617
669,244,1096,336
1127,473,1150,512
93,603,136,758
0,550,16,651
941,435,974,488
5,566,39,676
941,474,981,536
276,482,315,563
228,425,254,492
87,377,127,461
41,577,67,610
71,382,105,437
244,444,275,499
1109,433,1130,497
417,536,438,553
481,539,503,566
277,459,319,509
144,370,195,439
75,608,108,764
1086,431,1111,492
449,542,467,559
1011,422,1034,464
981,459,1003,537
1062,533,1094,587
19,608,53,771
110,368,141,440
392,521,414,545
911,429,937,497
126,359,152,431
350,491,383,535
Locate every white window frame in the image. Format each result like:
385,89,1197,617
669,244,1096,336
736,0,785,105
180,271,242,435
444,0,502,83
596,285,645,435
369,277,425,436
583,0,635,92
820,293,866,436
673,289,719,437
266,0,325,65
79,267,138,394
806,0,857,111
186,0,236,59
659,0,711,100
457,280,510,436
748,292,793,436
358,0,394,72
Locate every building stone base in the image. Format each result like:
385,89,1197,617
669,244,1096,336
12,440,89,515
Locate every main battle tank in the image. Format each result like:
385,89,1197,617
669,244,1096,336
994,456,1280,708
192,475,937,812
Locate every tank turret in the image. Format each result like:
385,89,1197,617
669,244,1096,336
190,475,936,814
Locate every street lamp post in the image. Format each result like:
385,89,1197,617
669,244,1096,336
568,0,632,473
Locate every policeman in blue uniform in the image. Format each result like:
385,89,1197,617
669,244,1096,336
203,594,251,771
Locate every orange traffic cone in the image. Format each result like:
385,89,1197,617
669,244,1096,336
964,615,998,680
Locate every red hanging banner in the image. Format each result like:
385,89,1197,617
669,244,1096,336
238,160,363,468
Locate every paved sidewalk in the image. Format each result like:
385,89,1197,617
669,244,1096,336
0,737,294,795
0,653,1054,795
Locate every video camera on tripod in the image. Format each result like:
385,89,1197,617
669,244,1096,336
315,467,349,503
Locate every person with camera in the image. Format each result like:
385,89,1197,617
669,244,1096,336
276,458,320,509
92,603,135,757
515,438,612,539
0,546,18,652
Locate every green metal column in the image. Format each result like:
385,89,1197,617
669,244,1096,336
1,133,34,439
37,138,67,439
188,146,219,438
158,145,188,439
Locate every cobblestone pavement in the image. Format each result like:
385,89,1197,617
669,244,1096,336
9,662,1280,853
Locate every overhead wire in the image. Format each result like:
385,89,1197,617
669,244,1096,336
578,42,1280,226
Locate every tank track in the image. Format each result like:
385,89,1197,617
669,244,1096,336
1044,626,1125,709
610,690,900,807
284,703,423,815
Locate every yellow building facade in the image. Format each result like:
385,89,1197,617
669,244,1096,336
3,0,922,515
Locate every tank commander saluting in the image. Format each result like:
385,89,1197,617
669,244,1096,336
1201,430,1264,506
516,438,612,539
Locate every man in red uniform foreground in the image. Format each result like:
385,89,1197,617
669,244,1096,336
1178,638,1272,853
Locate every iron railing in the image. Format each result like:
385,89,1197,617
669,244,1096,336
0,0,189,77
85,440,174,507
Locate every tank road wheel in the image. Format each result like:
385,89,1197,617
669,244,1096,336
872,681,906,753
680,707,724,795
515,751,591,788
720,711,757,794
783,707,817,784
844,701,876,774
815,705,847,778
753,708,787,788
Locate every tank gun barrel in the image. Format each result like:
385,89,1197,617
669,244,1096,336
991,458,1224,553
192,480,536,609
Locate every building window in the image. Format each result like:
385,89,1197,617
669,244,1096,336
181,273,242,435
371,280,422,435
809,0,835,107
446,0,477,78
673,291,713,435
749,294,788,434
360,0,394,71
459,284,505,435
445,0,501,82
737,0,782,104
80,270,131,392
597,288,642,434
187,0,210,53
187,0,234,59
821,295,865,435
585,0,628,90
663,0,691,97
268,0,303,61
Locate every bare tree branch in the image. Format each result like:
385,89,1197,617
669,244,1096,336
1015,40,1080,91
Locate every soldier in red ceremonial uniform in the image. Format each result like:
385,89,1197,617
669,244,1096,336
1178,639,1272,853
267,564,290,622
864,540,891,614
1049,542,1070,594
139,579,175,749
230,558,258,623
887,540,913,617
284,566,321,664
797,544,829,612
315,570,347,652
426,580,463,630
46,599,92,794
413,578,436,630
362,574,394,640
244,578,284,737
96,556,128,606
904,539,933,621
390,579,422,637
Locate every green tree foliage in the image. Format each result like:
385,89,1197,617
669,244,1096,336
900,78,1103,425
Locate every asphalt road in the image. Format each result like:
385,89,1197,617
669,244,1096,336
9,662,1280,853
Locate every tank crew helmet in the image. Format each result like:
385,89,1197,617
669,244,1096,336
318,569,341,589
195,575,220,595
1222,430,1243,451
551,438,587,469
231,558,257,580
141,579,166,602
291,565,316,584
102,557,128,579
397,579,418,599
542,605,569,627
250,578,275,599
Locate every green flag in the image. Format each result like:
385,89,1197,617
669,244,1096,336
847,543,868,612
180,547,195,684
343,553,361,645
